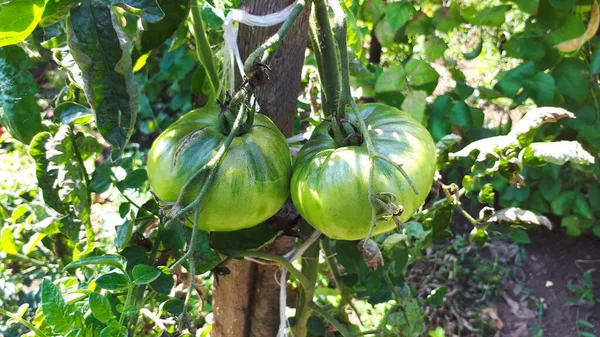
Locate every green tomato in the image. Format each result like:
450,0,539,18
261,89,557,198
147,106,292,232
291,103,436,240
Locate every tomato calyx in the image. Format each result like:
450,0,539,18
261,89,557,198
327,115,364,147
217,96,255,136
372,192,405,227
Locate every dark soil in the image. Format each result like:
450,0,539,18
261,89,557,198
498,230,600,337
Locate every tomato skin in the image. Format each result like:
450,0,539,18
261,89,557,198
147,106,292,232
291,103,437,240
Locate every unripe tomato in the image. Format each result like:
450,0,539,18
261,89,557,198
147,106,292,231
291,104,436,240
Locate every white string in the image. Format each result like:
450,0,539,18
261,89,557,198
220,1,299,95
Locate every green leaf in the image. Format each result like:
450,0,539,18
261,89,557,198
384,2,416,34
54,102,93,125
41,0,77,27
405,11,433,36
64,255,125,271
67,0,138,158
553,58,589,105
510,228,531,244
0,45,43,144
95,272,130,290
120,245,149,270
211,222,281,253
132,264,161,285
527,72,555,106
160,299,185,316
574,193,594,220
432,6,464,32
561,215,582,236
0,226,18,254
522,141,595,166
375,65,408,94
450,101,472,127
89,292,114,323
137,0,190,54
113,0,165,22
201,2,225,28
426,286,448,307
478,184,495,206
547,15,586,48
99,319,127,337
505,33,546,61
508,0,539,13
149,266,174,294
182,229,221,274
588,182,600,213
463,38,483,60
114,218,134,250
41,279,72,334
360,0,385,22
591,45,600,75
405,59,439,94
471,5,511,26
400,90,427,124
0,0,45,47
548,0,576,12
551,190,576,216
424,35,447,61
495,61,536,97
120,168,147,190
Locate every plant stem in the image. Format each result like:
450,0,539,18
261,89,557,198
292,239,320,337
320,238,362,323
330,0,350,116
312,0,341,116
309,303,352,337
229,250,312,293
190,0,220,100
244,0,307,72
7,252,53,268
169,206,201,273
352,330,381,337
181,207,200,316
119,285,134,325
0,308,49,337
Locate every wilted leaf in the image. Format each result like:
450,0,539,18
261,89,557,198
522,141,595,166
488,207,552,230
554,1,599,52
509,107,574,145
67,0,138,158
450,135,518,161
0,45,43,144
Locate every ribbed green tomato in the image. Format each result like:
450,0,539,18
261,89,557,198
291,103,436,240
147,106,292,232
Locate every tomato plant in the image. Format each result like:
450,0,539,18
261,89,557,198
147,106,291,231
292,103,436,240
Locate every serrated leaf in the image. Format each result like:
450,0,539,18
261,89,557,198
41,279,72,334
64,255,125,271
522,141,595,166
132,264,161,285
67,0,138,158
96,272,130,290
0,0,45,47
488,208,552,230
554,1,599,52
89,292,114,323
137,0,190,53
401,90,427,124
551,190,576,216
509,107,574,145
0,45,43,144
375,65,408,94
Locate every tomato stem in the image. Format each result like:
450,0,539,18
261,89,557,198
311,0,342,116
243,0,307,73
190,2,221,103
